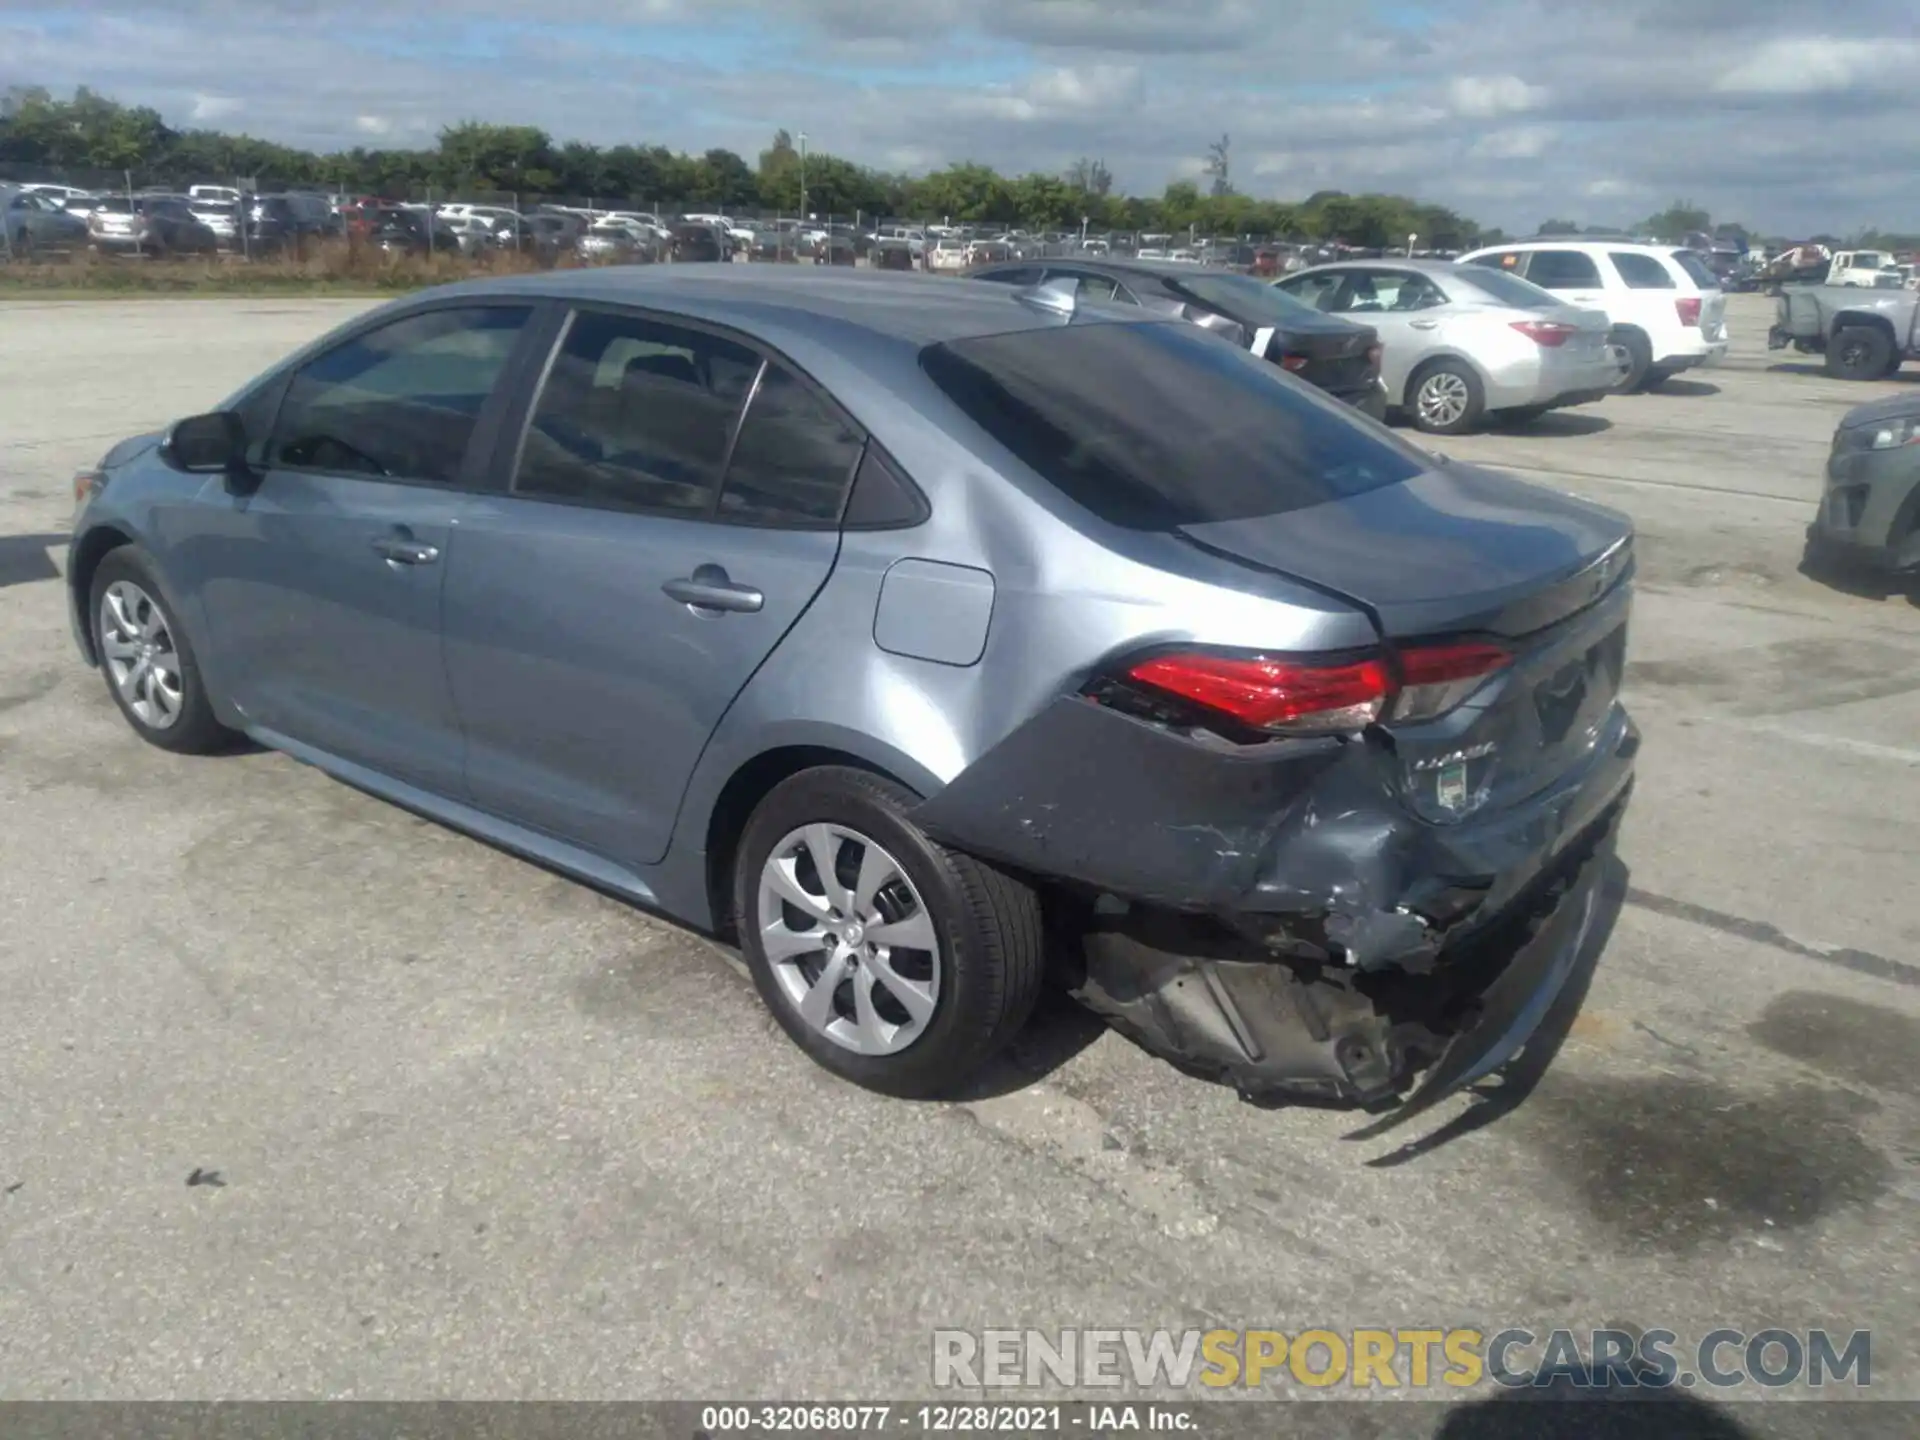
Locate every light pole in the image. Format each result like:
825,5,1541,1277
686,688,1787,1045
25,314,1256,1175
797,131,808,224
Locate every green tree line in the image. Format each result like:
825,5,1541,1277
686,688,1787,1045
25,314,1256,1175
0,84,1506,246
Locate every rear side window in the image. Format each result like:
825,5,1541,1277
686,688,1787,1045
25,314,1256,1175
921,320,1423,531
1668,249,1720,288
717,364,865,525
270,305,530,484
1609,251,1675,289
1523,249,1602,289
976,266,1042,286
514,309,760,514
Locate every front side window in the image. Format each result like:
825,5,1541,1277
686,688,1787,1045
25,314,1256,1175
269,305,531,484
717,365,865,525
513,309,760,514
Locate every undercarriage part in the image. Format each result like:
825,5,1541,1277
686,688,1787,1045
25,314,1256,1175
1070,802,1624,1108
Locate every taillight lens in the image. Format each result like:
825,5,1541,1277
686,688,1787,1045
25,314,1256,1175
1676,297,1702,327
1280,353,1310,373
1393,641,1512,723
1125,652,1392,735
72,467,105,518
1511,320,1574,347
1100,640,1511,738
1365,343,1384,369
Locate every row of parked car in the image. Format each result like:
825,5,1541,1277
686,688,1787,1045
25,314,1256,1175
959,238,1732,436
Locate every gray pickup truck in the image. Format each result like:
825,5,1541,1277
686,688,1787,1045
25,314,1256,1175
1769,284,1920,380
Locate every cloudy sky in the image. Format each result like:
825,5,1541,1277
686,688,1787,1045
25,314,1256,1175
3,0,1917,235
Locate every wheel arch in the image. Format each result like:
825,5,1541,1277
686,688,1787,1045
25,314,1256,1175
1832,312,1898,345
1399,349,1490,407
695,734,945,938
68,523,136,665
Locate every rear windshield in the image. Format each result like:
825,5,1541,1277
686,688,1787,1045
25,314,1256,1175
1452,265,1559,310
1667,250,1720,289
921,320,1424,530
1166,272,1328,325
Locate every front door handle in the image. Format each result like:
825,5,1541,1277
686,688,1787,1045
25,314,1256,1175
1409,319,1439,330
371,535,440,566
663,564,764,614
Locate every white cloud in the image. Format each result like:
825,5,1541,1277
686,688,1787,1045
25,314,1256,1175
354,115,393,136
1471,127,1553,161
1446,75,1547,119
1714,36,1920,95
188,93,239,122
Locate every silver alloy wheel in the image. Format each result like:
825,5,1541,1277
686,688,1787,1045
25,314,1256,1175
99,580,184,730
1606,341,1635,388
757,823,941,1056
1415,370,1471,429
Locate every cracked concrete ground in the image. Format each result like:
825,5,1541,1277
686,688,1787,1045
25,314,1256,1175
0,294,1916,1428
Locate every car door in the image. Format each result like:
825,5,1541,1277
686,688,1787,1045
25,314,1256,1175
1318,267,1445,404
188,302,535,794
443,306,863,868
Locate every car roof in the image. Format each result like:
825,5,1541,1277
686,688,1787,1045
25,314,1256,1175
421,265,1118,348
1288,258,1462,274
1467,239,1674,256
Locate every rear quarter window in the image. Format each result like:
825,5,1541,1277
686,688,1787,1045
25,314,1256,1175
1608,252,1676,289
920,320,1424,531
1667,250,1720,289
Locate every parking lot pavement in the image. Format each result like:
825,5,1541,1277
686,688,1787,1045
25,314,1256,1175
1,294,1916,1408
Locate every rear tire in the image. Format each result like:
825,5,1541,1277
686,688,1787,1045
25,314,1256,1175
89,548,236,755
1406,359,1485,436
1608,327,1653,392
1827,326,1894,381
733,766,1045,1098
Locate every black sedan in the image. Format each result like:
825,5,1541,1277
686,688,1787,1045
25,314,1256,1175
969,258,1387,417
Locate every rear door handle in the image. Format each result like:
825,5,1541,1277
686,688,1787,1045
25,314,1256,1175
370,536,440,566
663,565,764,614
1409,319,1439,330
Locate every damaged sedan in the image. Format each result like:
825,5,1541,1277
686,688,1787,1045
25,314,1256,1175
65,266,1636,1111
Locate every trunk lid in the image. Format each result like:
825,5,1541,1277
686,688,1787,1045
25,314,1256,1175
1177,461,1631,640
1280,320,1379,398
1179,462,1635,818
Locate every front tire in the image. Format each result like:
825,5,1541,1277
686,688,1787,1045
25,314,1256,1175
733,766,1045,1098
1406,359,1485,436
89,548,234,754
1826,326,1894,381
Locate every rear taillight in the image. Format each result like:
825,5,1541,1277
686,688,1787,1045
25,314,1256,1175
1365,343,1383,369
1095,641,1511,738
1676,297,1702,327
1393,642,1512,723
1124,652,1391,735
1279,353,1310,373
72,467,105,518
1511,320,1575,347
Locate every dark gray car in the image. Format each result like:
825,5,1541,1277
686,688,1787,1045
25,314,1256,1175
2,183,90,259
65,267,1637,1110
1805,393,1920,574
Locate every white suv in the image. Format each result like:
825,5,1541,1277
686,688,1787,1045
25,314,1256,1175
1455,240,1728,392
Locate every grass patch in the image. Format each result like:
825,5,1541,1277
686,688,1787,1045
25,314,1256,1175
1,239,571,298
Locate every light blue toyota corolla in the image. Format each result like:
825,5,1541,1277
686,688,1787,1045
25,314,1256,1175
67,265,1638,1110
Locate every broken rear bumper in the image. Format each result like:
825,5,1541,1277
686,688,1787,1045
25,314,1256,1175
912,683,1637,1108
1073,797,1622,1107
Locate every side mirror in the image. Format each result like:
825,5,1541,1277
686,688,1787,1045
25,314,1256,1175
162,411,246,474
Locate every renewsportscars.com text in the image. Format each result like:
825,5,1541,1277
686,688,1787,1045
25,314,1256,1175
932,1327,1871,1391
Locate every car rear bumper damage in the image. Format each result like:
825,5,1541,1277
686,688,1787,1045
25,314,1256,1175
914,691,1637,1111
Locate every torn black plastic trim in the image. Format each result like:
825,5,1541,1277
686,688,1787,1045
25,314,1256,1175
1072,797,1626,1108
